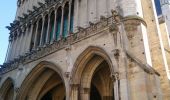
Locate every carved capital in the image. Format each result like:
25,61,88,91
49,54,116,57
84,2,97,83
111,10,122,23
65,72,70,78
112,49,120,59
109,24,118,33
111,72,119,81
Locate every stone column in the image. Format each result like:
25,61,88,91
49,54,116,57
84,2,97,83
85,0,88,26
118,51,130,100
8,33,15,61
94,0,97,22
13,30,19,59
74,0,79,32
70,84,79,100
18,29,23,57
33,21,39,49
67,0,72,35
46,15,51,44
80,88,90,100
21,26,29,55
105,0,109,17
26,23,34,52
60,7,64,38
40,16,45,46
113,72,119,100
52,10,57,41
19,28,25,56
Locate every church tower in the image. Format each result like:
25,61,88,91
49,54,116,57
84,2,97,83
0,0,167,100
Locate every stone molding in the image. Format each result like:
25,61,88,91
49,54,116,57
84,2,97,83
0,16,113,75
0,12,148,76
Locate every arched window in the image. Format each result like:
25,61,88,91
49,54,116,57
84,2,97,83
30,21,37,51
36,19,42,47
49,11,55,42
70,0,75,33
42,15,48,45
56,7,62,40
63,3,69,37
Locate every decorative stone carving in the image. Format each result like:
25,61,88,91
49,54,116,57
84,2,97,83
0,15,114,74
65,72,70,78
109,23,118,33
113,49,120,59
112,72,119,81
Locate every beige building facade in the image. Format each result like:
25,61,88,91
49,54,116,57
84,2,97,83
0,0,170,100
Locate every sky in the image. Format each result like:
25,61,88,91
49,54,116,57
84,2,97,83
0,1,17,65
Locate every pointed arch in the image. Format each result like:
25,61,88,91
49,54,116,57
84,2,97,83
0,77,14,100
16,61,66,100
71,46,114,84
71,46,115,100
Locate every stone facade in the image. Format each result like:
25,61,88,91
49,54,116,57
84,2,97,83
0,0,170,100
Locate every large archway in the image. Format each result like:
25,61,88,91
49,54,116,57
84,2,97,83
16,61,66,100
0,78,14,100
71,46,115,100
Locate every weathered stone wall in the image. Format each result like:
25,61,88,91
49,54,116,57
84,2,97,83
141,0,170,99
159,22,170,99
0,0,165,100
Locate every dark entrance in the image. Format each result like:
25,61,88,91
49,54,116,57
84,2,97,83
90,84,102,100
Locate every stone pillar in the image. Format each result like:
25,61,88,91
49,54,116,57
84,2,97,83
79,0,88,27
52,10,57,41
40,16,45,46
18,29,23,57
105,0,109,17
60,7,64,38
21,26,29,55
94,0,97,22
33,21,39,49
26,23,34,52
46,15,51,44
13,30,19,59
80,88,90,100
113,72,119,100
8,33,15,61
17,29,22,57
70,84,79,100
85,0,88,26
118,51,130,100
73,0,79,32
67,0,72,35
19,28,25,56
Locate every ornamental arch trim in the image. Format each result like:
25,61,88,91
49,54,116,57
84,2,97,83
16,61,66,100
70,46,115,85
0,77,15,100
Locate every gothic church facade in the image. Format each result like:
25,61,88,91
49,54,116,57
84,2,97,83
0,0,170,100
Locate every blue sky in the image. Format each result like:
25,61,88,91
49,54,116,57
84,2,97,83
0,1,17,65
